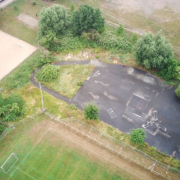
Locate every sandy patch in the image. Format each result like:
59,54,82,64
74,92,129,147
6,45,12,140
0,31,37,81
0,0,15,9
17,13,38,29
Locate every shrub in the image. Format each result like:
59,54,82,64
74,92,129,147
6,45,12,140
0,93,25,121
158,59,177,80
130,128,146,145
83,103,99,120
134,32,173,69
14,6,17,10
72,4,104,35
36,64,59,82
37,50,55,68
0,124,3,134
32,1,36,5
38,5,68,39
96,55,100,59
71,4,75,12
175,85,180,97
131,33,138,43
116,24,124,35
77,82,83,86
175,66,180,80
98,31,132,52
81,29,100,42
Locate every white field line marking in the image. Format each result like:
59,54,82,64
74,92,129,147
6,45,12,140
17,168,37,180
49,128,146,180
8,129,50,180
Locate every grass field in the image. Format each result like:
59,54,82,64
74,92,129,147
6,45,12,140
0,114,138,180
36,65,95,98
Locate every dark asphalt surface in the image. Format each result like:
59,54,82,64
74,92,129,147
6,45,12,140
31,60,180,158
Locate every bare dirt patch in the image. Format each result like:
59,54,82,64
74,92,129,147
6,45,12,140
17,13,38,30
0,31,37,81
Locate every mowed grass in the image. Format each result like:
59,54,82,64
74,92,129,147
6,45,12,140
36,65,95,98
0,115,125,180
0,0,48,46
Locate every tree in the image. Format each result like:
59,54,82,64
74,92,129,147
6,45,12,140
83,103,99,120
38,5,68,39
134,32,173,69
158,58,177,80
175,85,180,98
116,24,124,35
37,64,59,82
72,4,104,35
130,128,146,145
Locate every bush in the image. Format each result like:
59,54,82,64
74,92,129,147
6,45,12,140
81,29,100,42
175,85,180,97
38,5,68,39
131,33,138,43
83,103,99,120
32,1,36,5
158,59,177,80
175,66,180,80
0,124,4,134
134,32,173,69
130,128,146,145
98,31,132,52
72,4,104,35
116,24,124,35
37,50,55,68
0,93,25,121
36,64,59,82
77,82,83,86
71,4,75,12
14,6,17,10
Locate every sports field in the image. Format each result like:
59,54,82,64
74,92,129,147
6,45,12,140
0,114,139,180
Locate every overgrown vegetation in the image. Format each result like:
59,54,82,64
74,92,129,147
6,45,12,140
83,103,99,120
175,85,180,97
0,93,25,121
130,128,146,145
38,4,132,53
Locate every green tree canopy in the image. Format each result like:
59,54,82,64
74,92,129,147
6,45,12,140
38,5,68,39
130,128,146,145
72,4,105,35
134,32,173,69
116,24,124,35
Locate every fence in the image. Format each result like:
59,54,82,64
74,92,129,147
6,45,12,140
0,111,41,141
69,0,180,57
1,110,180,180
44,111,180,180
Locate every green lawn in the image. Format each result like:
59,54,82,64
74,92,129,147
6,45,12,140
0,114,126,180
36,65,95,98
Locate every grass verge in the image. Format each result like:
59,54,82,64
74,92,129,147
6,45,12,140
36,65,95,98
